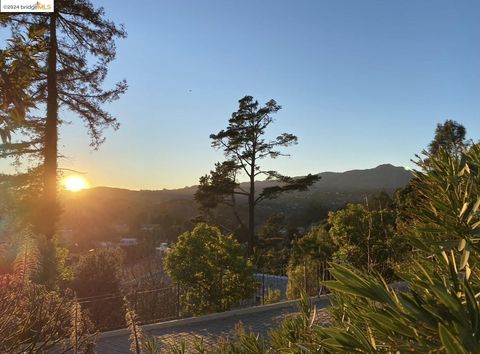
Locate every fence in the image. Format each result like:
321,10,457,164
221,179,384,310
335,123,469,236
77,261,332,332
78,286,181,331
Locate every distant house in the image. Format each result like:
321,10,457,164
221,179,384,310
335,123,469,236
155,242,170,256
119,238,138,247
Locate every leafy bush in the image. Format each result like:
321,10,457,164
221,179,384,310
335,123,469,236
263,288,282,304
328,202,409,279
164,223,257,315
287,225,335,299
286,260,324,299
71,247,124,330
255,214,293,273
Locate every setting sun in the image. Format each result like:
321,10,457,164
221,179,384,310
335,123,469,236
63,176,88,192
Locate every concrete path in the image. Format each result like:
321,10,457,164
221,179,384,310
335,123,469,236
96,297,330,353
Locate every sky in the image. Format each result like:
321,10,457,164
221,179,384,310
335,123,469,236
6,0,480,190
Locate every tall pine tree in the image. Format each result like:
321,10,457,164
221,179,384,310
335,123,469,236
3,1,127,239
196,96,320,251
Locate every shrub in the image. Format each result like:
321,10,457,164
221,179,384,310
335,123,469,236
263,288,282,304
0,275,96,353
71,247,124,330
328,202,408,279
286,260,324,299
164,223,257,315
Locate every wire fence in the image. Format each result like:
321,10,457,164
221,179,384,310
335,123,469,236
77,261,332,331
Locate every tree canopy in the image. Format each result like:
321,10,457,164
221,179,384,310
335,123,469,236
428,119,468,157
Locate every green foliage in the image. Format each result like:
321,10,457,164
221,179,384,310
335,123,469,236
428,119,468,157
255,214,294,272
328,202,408,279
0,32,45,239
287,225,336,299
164,223,257,315
290,224,336,266
412,146,480,246
141,322,268,354
312,257,480,353
394,179,423,236
211,323,268,354
268,292,318,352
286,260,324,299
0,32,43,145
263,288,282,304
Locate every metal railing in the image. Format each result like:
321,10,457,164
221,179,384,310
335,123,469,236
77,261,332,332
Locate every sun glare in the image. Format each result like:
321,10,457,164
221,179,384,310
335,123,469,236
63,176,88,192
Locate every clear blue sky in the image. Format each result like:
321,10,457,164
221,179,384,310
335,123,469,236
55,0,480,189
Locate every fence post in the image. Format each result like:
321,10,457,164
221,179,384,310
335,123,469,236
262,272,265,305
303,261,307,295
220,271,223,311
134,290,138,313
176,285,180,318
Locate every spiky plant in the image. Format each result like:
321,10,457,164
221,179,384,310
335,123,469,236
13,227,39,284
70,298,82,354
125,298,144,354
142,336,162,354
0,277,97,353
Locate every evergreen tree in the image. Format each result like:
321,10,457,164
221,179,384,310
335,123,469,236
3,1,127,239
256,214,294,273
428,119,468,157
195,96,319,250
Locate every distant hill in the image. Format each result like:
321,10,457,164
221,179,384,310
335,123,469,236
59,164,413,246
315,164,412,191
68,163,412,204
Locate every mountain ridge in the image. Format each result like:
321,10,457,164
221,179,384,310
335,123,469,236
82,164,412,195
59,164,413,245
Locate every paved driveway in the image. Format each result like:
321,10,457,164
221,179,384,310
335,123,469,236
96,297,330,353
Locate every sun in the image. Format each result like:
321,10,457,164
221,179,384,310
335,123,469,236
63,176,88,192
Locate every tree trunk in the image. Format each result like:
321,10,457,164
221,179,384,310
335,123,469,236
248,161,255,252
41,12,58,240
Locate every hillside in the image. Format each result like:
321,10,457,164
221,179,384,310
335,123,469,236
59,164,413,246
